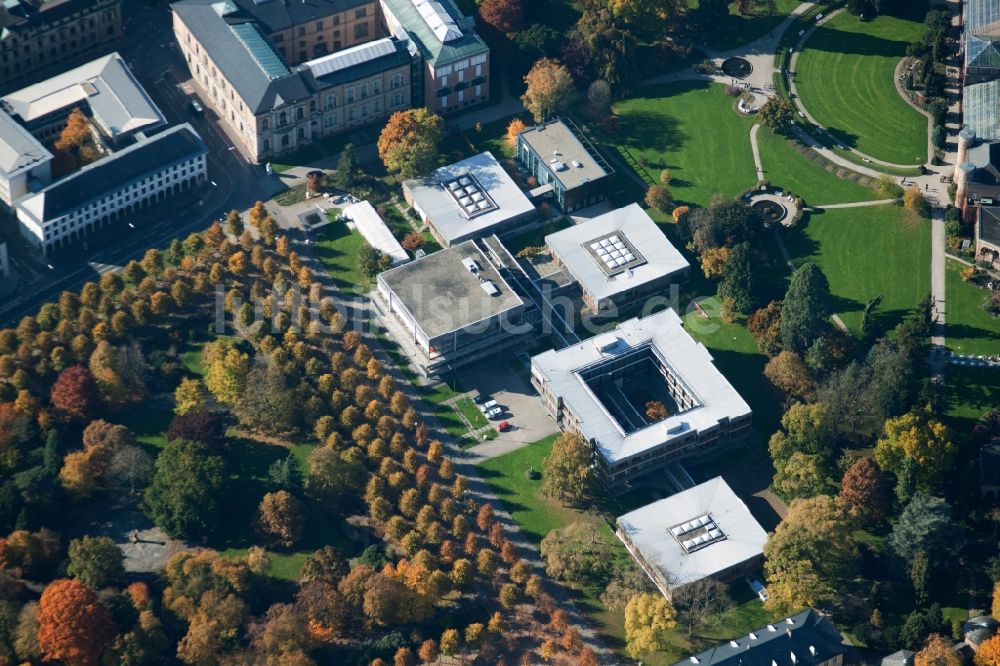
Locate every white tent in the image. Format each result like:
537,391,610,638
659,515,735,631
343,201,409,266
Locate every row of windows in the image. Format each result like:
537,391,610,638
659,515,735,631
259,75,405,130
260,92,403,153
45,158,205,239
1,5,117,48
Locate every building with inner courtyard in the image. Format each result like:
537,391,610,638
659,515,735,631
402,151,535,248
615,476,766,594
375,239,531,376
530,308,752,489
515,118,612,213
544,202,690,314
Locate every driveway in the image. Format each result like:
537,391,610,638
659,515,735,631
458,359,559,463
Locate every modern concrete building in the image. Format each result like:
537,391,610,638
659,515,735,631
172,0,489,163
0,107,52,206
616,477,766,594
516,118,612,213
1,52,165,146
531,309,752,489
0,0,123,88
403,151,535,247
376,239,530,375
380,0,489,112
16,124,208,253
670,609,849,666
545,203,690,314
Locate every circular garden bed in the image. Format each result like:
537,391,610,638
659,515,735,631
751,199,787,224
721,56,753,79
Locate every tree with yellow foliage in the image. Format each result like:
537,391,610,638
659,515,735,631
915,634,961,666
976,635,1000,666
521,58,574,123
874,406,954,490
377,109,444,177
505,118,527,152
700,246,730,278
624,593,676,658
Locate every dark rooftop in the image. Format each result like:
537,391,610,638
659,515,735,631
670,609,848,666
20,124,206,221
981,206,1000,245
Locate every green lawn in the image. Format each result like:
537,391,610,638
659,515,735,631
701,0,801,50
783,205,931,335
944,365,999,437
454,397,488,429
756,128,878,205
794,9,928,165
274,184,308,207
603,80,756,206
503,217,573,254
313,217,370,290
945,260,1000,356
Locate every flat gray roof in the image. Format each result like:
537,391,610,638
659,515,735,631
2,53,165,140
518,119,609,191
378,240,524,339
404,151,534,245
531,309,752,464
0,108,51,175
618,477,767,588
545,203,689,302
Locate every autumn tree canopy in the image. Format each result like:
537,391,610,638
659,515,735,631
377,109,444,178
521,58,575,123
37,578,116,666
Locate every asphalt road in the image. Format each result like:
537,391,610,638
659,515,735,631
1,0,272,326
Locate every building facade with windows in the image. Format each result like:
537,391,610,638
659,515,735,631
172,0,489,163
0,0,122,89
173,0,412,163
0,107,52,207
379,0,489,112
531,309,752,489
15,124,207,253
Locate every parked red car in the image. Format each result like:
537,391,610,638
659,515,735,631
496,421,510,432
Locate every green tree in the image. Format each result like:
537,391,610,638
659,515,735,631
540,518,616,583
890,493,962,566
758,98,795,133
142,439,226,540
541,432,595,505
306,447,364,506
66,536,124,588
358,243,392,280
780,262,831,353
331,143,358,191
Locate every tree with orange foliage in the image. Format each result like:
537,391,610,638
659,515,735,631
977,635,1000,666
521,58,574,123
377,109,444,177
478,0,524,33
916,634,961,666
505,118,528,152
37,579,116,666
52,108,100,175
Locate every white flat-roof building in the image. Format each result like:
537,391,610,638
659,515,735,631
0,109,52,208
545,203,690,314
616,477,767,595
531,308,752,488
376,239,531,376
1,52,166,146
342,200,409,266
403,151,535,247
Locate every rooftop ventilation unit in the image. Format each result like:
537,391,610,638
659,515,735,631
480,280,499,296
553,161,568,171
572,160,582,168
461,257,480,273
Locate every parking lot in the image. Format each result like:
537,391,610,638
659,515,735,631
457,359,560,463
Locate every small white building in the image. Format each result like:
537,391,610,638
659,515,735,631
16,124,208,253
343,200,409,266
403,151,535,247
616,477,767,595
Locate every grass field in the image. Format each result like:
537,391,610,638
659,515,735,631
602,80,756,206
783,205,931,335
313,217,369,290
756,128,878,205
945,260,1000,356
794,9,928,165
697,0,800,50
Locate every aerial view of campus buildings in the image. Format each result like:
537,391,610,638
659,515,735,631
0,0,997,664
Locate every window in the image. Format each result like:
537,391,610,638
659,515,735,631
353,23,368,39
296,107,304,120
393,93,403,106
360,83,368,98
315,20,323,29
391,73,403,89
298,27,305,36
361,104,368,117
374,100,381,113
325,94,336,109
281,134,289,147
297,128,305,139
325,113,338,128
262,119,269,130
347,108,354,121
346,87,355,103
333,15,340,25
355,7,366,18
372,79,380,94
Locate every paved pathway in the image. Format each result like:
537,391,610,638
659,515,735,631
750,123,764,181
812,199,898,209
930,206,947,378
